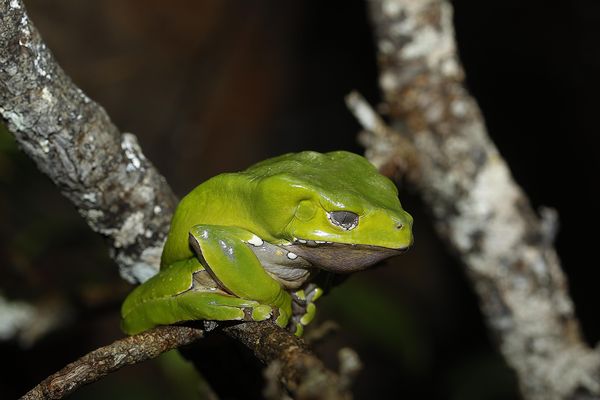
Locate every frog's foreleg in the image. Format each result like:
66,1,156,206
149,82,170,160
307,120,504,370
189,225,293,328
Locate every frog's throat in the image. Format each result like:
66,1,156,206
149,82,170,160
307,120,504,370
281,242,407,273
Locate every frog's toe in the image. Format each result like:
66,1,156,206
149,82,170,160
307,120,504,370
293,322,304,337
306,287,323,303
275,306,292,328
286,302,318,336
299,303,316,326
249,304,273,321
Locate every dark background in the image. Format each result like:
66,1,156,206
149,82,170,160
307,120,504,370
1,1,599,399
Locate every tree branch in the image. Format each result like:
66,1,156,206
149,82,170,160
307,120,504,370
0,0,177,284
19,322,350,400
357,1,600,399
226,323,351,400
1,1,349,398
21,326,205,400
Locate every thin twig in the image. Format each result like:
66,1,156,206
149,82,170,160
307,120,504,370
21,326,205,400
19,322,350,400
345,91,419,181
226,323,351,400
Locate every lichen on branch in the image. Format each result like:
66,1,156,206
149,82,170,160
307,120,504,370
0,0,177,283
360,1,600,399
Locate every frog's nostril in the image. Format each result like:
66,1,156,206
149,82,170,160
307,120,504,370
396,223,404,230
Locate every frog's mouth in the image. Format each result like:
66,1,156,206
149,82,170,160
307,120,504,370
282,240,408,273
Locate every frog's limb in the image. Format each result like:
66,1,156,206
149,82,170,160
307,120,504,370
290,283,324,336
121,258,272,335
189,225,292,328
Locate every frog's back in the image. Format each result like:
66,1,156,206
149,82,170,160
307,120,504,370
160,151,394,268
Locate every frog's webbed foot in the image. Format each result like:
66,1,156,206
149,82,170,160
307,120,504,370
289,283,323,336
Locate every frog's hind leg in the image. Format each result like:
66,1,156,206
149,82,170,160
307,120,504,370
176,289,273,324
122,287,272,335
121,259,273,335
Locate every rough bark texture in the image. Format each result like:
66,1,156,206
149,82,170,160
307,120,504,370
17,321,350,400
20,326,205,400
0,0,177,284
226,322,350,400
1,1,349,399
360,1,600,399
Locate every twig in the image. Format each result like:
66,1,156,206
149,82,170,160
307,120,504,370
345,91,419,181
337,348,362,390
361,1,600,399
226,322,351,400
19,322,350,400
20,326,205,400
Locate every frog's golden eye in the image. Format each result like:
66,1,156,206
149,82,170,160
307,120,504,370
328,211,359,231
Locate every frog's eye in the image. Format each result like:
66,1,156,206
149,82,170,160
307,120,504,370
328,211,359,230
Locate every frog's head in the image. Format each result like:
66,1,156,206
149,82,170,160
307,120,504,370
247,151,413,273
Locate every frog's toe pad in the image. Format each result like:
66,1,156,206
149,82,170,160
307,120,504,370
307,287,323,303
274,306,292,328
299,303,316,326
293,323,304,337
287,303,317,336
244,305,272,321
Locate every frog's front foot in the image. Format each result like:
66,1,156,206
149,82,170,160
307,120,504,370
289,283,323,336
188,224,294,330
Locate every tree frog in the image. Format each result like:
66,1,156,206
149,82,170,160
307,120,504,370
121,151,413,336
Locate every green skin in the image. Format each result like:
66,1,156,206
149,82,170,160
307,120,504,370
121,151,413,336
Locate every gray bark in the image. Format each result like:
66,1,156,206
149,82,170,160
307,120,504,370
356,1,600,399
0,0,177,284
